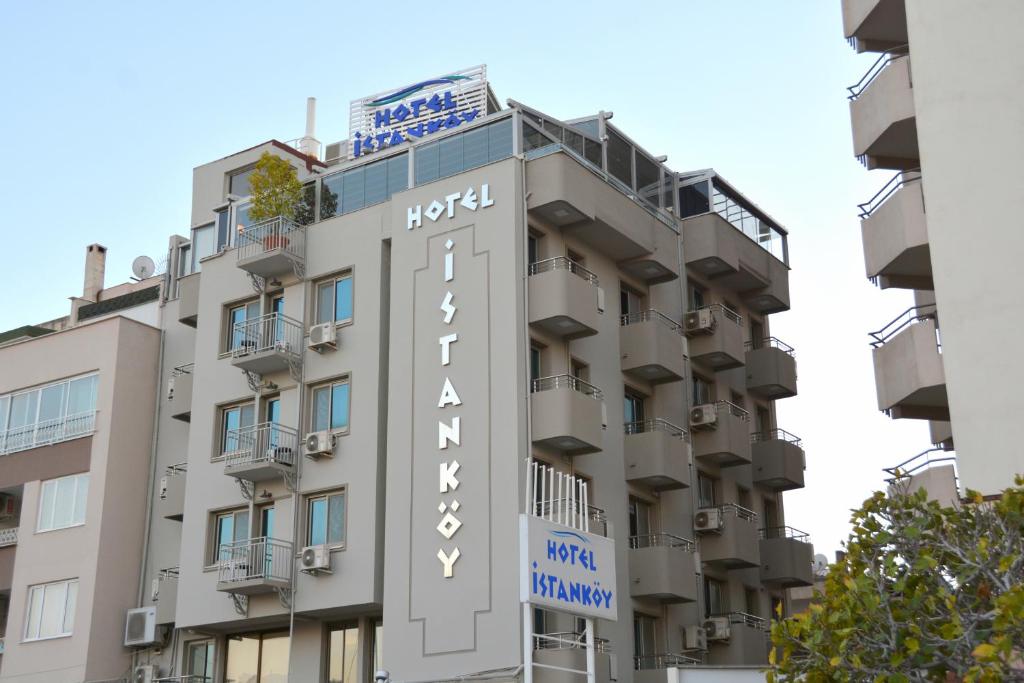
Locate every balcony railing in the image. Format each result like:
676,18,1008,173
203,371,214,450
634,653,701,670
629,533,695,552
750,429,802,447
720,503,758,523
528,459,608,536
625,418,690,443
0,528,18,547
217,536,293,585
710,611,769,631
534,631,610,653
223,423,299,469
531,374,603,401
0,410,97,456
869,304,939,349
883,447,958,484
760,526,811,543
707,400,750,422
847,46,910,100
236,216,305,264
745,336,795,355
171,363,194,378
528,256,599,285
858,168,922,219
230,312,304,359
695,303,743,327
164,462,187,478
620,309,682,333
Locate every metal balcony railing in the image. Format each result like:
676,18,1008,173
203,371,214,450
858,168,922,219
171,363,194,378
760,526,811,543
230,312,304,359
745,336,795,355
750,429,802,447
217,536,293,585
704,400,749,422
534,631,610,653
869,304,939,349
223,422,299,469
531,374,603,401
711,611,769,631
690,303,743,327
847,46,910,100
236,216,305,264
0,410,97,456
884,447,958,484
634,653,701,670
629,533,695,552
528,256,599,286
620,309,682,333
625,418,690,443
164,462,187,478
720,503,758,523
0,528,18,547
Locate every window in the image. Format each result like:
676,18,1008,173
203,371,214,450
37,473,89,532
328,623,359,683
634,151,660,208
633,613,657,659
623,390,645,426
529,346,542,384
212,508,250,564
312,379,350,433
186,640,215,682
191,223,215,273
689,284,706,311
745,587,760,617
226,631,289,683
226,301,261,352
532,608,548,636
321,154,408,220
697,474,717,509
569,359,589,383
259,504,275,538
307,490,345,547
371,619,383,675
220,403,255,455
628,496,652,539
0,373,98,455
620,287,643,317
527,233,540,265
704,578,726,617
679,179,711,218
315,273,354,325
605,129,632,189
413,118,513,186
692,375,712,407
228,166,255,199
24,579,78,641
737,486,752,511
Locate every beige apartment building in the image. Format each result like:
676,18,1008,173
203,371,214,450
842,0,1024,499
0,69,810,682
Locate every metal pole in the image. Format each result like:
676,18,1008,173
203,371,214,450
585,618,596,683
523,602,534,683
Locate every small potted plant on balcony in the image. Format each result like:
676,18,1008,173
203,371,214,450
248,152,303,250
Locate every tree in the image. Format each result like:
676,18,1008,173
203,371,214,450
248,152,304,223
769,478,1024,682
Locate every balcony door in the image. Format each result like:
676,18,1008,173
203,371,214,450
225,631,289,683
633,613,657,662
628,496,652,546
624,390,645,430
271,295,285,346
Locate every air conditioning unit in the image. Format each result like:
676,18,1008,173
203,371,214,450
300,544,332,574
0,493,16,519
124,607,160,647
683,308,715,335
305,431,335,459
684,625,708,651
704,616,731,641
166,376,176,401
689,403,719,430
694,507,723,533
324,141,345,162
133,665,158,683
308,322,337,352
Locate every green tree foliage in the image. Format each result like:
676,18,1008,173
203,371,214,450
248,152,304,223
770,479,1024,682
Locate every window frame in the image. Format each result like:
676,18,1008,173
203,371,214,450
36,472,89,533
209,507,251,566
216,401,255,460
224,299,261,353
697,473,718,509
23,578,78,642
305,488,347,550
185,639,215,681
326,621,360,683
314,271,355,327
310,378,351,435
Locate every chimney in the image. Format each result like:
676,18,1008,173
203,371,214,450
299,97,319,159
83,244,107,302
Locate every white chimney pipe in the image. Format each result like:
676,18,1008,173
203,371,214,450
300,97,319,159
82,244,107,302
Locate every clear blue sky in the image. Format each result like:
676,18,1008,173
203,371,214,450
0,0,930,555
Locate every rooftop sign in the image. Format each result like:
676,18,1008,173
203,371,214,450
348,65,489,159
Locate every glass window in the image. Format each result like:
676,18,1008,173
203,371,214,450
311,380,350,433
620,287,642,317
633,614,657,658
216,209,231,252
462,125,489,169
228,167,254,198
521,122,550,154
187,640,215,682
628,496,652,539
221,404,255,455
191,224,215,273
0,396,8,434
295,182,317,226
371,619,383,674
634,152,660,208
66,375,98,416
321,173,343,220
529,347,541,383
692,375,712,407
37,473,89,532
387,154,408,196
705,578,726,617
414,142,440,184
437,134,464,179
605,129,632,188
214,509,250,563
341,166,366,214
623,392,645,426
414,119,513,185
328,624,359,683
698,474,717,508
679,180,710,218
320,154,408,220
307,491,346,546
24,579,78,640
316,274,354,325
259,631,289,681
226,635,260,683
227,301,261,351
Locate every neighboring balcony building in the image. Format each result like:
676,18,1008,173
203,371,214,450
842,0,1024,497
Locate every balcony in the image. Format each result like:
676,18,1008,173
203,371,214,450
681,212,790,314
528,258,600,339
930,420,953,450
153,567,178,625
705,612,769,666
685,305,745,371
216,537,293,595
634,653,700,681
848,51,918,170
628,534,698,603
842,0,908,53
745,338,798,399
531,375,604,455
884,447,959,507
624,419,690,491
751,430,805,492
168,363,193,422
860,171,930,289
0,410,96,456
0,528,18,593
698,504,760,569
236,217,305,280
690,402,751,467
620,311,685,383
223,423,299,482
533,632,613,683
230,312,304,378
158,463,187,521
177,272,199,327
870,306,947,420
759,527,814,588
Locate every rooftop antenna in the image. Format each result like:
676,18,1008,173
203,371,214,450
131,255,156,281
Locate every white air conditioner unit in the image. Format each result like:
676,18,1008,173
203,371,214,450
689,403,719,430
684,625,708,651
166,376,176,401
0,493,16,519
308,322,337,352
305,431,335,459
124,607,160,647
704,616,731,641
683,309,715,335
133,664,158,683
694,507,723,533
300,544,332,574
324,141,345,162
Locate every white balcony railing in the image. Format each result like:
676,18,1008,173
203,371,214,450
236,216,305,265
0,528,18,547
217,536,293,585
0,411,97,456
230,312,304,361
223,423,298,470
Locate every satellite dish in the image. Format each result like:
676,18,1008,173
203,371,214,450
132,255,156,280
813,553,829,575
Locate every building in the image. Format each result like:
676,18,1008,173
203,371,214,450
841,0,1024,497
0,67,809,682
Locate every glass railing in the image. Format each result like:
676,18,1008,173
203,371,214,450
712,186,788,264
